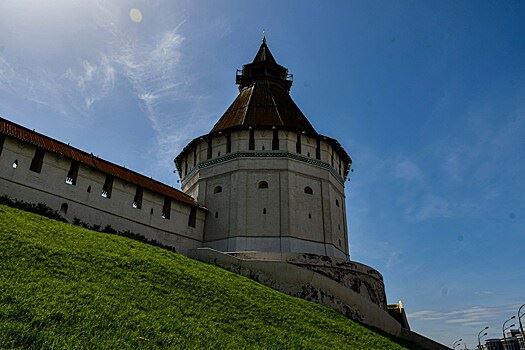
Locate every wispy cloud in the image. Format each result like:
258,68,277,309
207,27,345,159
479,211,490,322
405,194,452,221
110,25,216,173
0,2,221,180
64,56,115,108
394,159,423,182
409,304,518,327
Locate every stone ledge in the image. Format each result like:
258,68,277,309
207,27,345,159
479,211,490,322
188,248,451,350
188,247,402,336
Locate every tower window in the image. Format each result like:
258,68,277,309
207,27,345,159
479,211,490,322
331,151,334,167
263,208,267,214
188,207,197,228
150,208,154,215
193,148,197,167
214,185,222,194
66,160,80,185
12,159,18,169
336,199,340,207
133,186,143,209
258,181,268,189
60,203,68,215
87,185,91,193
29,147,45,173
272,129,279,150
226,133,231,154
249,129,255,150
338,239,342,247
304,186,313,195
308,213,312,219
315,138,321,160
162,197,171,219
101,175,113,198
184,158,188,176
296,132,302,154
207,138,212,159
215,211,218,218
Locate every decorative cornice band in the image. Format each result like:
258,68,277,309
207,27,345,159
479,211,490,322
183,151,346,186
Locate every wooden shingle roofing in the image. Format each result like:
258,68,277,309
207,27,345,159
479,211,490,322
211,39,316,134
0,117,204,209
210,81,317,134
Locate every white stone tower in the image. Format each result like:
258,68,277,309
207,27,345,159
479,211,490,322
175,37,352,259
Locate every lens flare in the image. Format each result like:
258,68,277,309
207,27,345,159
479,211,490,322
129,8,142,23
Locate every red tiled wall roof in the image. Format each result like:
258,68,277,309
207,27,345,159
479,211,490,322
0,117,203,209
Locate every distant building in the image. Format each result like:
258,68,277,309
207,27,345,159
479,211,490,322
482,333,523,350
483,338,504,350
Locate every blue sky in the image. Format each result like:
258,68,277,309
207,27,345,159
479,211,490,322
0,0,524,346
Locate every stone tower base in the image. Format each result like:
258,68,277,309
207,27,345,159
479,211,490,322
188,248,450,350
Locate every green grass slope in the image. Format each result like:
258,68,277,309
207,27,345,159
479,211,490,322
0,204,414,349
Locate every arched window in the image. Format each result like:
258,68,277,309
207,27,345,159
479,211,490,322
258,181,268,189
213,186,222,194
60,203,68,215
304,186,313,195
87,185,91,193
336,199,340,207
263,208,267,214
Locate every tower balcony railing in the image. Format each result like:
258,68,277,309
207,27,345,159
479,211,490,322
236,69,293,85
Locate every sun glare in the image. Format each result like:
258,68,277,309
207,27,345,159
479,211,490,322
129,8,143,23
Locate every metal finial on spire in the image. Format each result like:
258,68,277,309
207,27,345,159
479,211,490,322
262,29,266,43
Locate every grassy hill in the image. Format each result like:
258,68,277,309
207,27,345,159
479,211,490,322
0,204,415,349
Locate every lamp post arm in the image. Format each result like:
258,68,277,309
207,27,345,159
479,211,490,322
519,304,525,340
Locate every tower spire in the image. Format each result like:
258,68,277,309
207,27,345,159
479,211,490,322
262,29,266,43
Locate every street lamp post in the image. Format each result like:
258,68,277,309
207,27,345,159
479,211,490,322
503,316,516,349
453,338,463,349
519,304,525,343
478,326,489,350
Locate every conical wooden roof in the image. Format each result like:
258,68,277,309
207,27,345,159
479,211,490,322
211,39,317,134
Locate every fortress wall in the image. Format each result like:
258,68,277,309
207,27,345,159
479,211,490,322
189,248,402,336
188,150,348,258
0,136,206,253
190,248,450,350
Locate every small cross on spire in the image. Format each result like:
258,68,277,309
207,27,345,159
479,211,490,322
262,29,266,43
